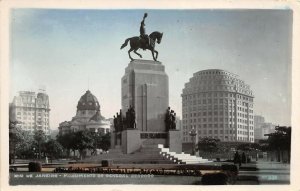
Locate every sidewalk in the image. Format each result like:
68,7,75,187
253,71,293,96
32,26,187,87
239,161,290,170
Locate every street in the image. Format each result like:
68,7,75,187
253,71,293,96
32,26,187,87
238,161,290,184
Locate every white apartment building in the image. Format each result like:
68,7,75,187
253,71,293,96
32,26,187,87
10,91,51,135
181,69,254,143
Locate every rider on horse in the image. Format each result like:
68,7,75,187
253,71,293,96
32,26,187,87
120,12,163,61
140,13,150,50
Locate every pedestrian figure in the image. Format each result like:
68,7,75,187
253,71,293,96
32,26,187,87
233,151,241,167
242,152,246,164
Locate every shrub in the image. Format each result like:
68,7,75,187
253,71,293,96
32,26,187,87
201,173,228,185
28,162,42,172
247,157,251,163
221,164,239,174
101,160,113,167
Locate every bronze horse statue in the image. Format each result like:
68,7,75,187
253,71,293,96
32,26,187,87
120,31,163,61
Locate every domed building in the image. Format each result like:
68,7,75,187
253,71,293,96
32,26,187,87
58,90,111,135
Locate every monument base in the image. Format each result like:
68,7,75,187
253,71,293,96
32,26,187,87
121,129,141,154
168,130,182,154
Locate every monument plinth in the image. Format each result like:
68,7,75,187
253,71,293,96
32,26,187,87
121,128,141,154
121,59,169,133
168,130,182,154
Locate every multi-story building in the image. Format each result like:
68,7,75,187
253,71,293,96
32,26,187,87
181,69,254,143
58,90,111,135
10,91,51,135
254,115,275,140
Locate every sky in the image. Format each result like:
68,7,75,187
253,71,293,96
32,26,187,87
10,9,292,129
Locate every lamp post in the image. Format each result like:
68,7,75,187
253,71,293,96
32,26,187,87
255,148,259,161
189,127,197,155
33,147,36,160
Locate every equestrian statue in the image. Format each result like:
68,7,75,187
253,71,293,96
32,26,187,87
120,13,163,61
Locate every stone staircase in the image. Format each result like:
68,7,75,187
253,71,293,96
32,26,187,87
84,145,175,164
158,144,211,164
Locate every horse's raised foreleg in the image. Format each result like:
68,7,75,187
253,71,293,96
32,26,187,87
128,48,134,61
151,50,157,61
134,49,142,58
154,50,158,60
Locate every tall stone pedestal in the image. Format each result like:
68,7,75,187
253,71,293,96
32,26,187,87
121,129,141,154
111,60,170,154
121,59,169,132
168,130,182,154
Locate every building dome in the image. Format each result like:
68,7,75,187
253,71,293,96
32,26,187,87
77,90,100,111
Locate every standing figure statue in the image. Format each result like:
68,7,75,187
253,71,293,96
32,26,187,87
126,105,136,129
120,13,163,61
130,105,136,129
118,109,123,131
165,107,177,131
164,107,172,131
171,111,176,130
113,115,118,132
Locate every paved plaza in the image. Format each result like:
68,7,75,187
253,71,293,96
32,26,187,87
9,160,290,185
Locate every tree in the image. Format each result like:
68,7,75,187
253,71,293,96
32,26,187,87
266,126,291,162
9,120,23,164
237,143,261,151
16,131,34,159
57,133,75,157
9,120,36,162
89,131,103,155
33,130,47,159
56,130,111,159
44,138,63,161
99,132,111,151
197,137,220,158
73,130,94,159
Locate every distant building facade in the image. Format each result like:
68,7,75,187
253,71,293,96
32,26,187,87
254,115,275,140
58,90,111,135
10,91,50,135
176,117,182,131
181,69,254,143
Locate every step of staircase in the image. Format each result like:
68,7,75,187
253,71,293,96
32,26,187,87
158,144,211,164
84,144,175,164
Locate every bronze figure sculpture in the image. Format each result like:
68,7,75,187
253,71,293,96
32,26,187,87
120,13,163,61
165,107,177,131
